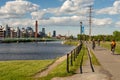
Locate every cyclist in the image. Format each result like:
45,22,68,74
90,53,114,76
111,40,116,54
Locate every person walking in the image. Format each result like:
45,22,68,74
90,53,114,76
97,39,100,46
92,39,96,50
111,40,116,54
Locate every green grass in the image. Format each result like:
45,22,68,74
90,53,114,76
101,41,120,54
0,60,53,80
38,46,88,80
90,50,101,66
63,40,79,46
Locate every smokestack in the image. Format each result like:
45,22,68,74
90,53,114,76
35,20,38,38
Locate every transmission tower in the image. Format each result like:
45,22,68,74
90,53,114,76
89,5,93,41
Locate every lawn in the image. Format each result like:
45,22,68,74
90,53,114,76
0,60,53,80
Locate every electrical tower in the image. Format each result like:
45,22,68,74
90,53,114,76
89,5,93,41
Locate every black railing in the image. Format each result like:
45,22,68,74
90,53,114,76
66,43,82,73
79,43,95,74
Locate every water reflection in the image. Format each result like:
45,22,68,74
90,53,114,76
0,41,75,60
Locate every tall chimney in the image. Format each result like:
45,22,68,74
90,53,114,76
35,20,38,38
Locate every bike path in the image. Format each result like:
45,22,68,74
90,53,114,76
90,44,120,80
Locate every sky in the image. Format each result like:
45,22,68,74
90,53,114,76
0,0,120,37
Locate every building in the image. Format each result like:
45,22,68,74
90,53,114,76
17,27,21,38
10,28,16,38
52,30,56,37
39,28,46,38
5,25,11,38
47,32,51,37
0,26,5,38
21,28,27,38
26,27,34,38
42,28,46,37
57,34,66,40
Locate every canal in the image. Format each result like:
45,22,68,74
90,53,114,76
0,41,75,60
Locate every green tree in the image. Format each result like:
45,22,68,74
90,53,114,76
113,31,120,41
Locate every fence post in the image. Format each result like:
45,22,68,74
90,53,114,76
75,48,77,58
67,53,69,73
73,49,75,61
70,51,73,66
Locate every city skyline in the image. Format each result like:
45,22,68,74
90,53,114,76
0,0,120,36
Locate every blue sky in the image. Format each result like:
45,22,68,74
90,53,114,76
0,0,120,37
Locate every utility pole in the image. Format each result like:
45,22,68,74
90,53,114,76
89,6,92,41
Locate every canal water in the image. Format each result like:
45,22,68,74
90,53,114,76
0,41,75,60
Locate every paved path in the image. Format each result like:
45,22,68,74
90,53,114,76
89,44,120,80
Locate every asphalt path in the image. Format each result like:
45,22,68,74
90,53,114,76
88,43,120,80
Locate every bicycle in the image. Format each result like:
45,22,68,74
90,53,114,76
111,48,115,55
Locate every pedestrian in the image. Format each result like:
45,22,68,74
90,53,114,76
97,39,100,46
111,40,116,54
92,39,96,50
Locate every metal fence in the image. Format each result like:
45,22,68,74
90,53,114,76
66,43,83,73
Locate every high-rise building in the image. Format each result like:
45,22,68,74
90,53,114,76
0,26,5,38
21,28,26,38
42,28,45,37
26,27,34,38
52,30,56,37
5,25,11,38
10,28,16,38
42,28,45,34
17,27,21,38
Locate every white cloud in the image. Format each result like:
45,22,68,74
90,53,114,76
31,10,46,20
60,0,94,14
96,0,120,15
0,0,39,18
93,18,112,26
115,21,120,26
1,19,34,28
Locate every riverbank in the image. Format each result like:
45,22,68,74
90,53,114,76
0,38,59,43
0,40,77,80
0,60,54,80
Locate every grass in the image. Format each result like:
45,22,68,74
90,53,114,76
63,40,79,46
0,60,53,80
101,41,120,54
38,45,88,80
90,50,101,66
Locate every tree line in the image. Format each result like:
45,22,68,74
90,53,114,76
77,31,120,41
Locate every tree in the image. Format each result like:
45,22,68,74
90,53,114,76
113,31,120,41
